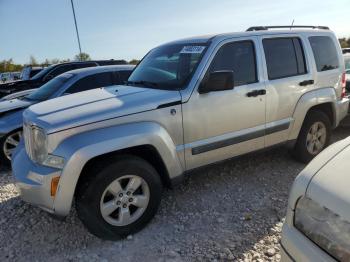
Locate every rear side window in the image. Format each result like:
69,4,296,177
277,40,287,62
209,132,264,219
263,38,306,80
210,41,257,86
309,36,339,72
66,72,114,94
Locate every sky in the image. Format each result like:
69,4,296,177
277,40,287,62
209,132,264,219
1,0,349,64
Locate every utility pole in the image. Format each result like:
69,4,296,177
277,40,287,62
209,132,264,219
70,0,82,61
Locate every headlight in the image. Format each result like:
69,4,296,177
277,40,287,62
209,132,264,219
24,123,65,169
32,126,48,163
295,197,350,261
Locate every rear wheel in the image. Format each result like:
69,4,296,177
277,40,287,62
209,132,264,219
293,110,331,163
0,130,22,166
76,156,163,240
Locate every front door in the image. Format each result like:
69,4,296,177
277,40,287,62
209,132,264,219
182,37,267,170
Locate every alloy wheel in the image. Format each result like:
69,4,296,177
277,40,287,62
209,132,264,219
3,131,22,160
306,121,327,155
100,175,150,226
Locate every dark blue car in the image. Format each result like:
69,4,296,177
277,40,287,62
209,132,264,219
0,65,134,165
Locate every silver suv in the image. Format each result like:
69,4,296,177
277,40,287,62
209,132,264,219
13,26,349,240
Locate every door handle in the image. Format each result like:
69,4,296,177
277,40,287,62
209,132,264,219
299,80,314,86
246,89,266,97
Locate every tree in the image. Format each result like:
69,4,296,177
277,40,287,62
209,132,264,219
29,55,38,66
339,37,350,48
49,58,60,64
129,59,140,65
74,52,91,61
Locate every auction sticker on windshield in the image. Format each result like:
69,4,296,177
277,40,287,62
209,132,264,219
180,46,206,54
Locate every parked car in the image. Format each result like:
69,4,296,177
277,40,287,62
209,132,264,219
0,72,20,83
0,73,10,83
0,60,127,98
13,26,349,240
20,66,44,80
343,47,350,54
0,65,134,164
281,136,350,261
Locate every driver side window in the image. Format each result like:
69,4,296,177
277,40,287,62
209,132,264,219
209,41,258,86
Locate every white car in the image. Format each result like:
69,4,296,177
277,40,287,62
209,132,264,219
281,137,350,261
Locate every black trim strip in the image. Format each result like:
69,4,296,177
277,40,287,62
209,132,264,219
192,121,290,155
265,122,291,135
157,100,182,109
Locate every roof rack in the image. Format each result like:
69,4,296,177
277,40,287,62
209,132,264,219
246,25,330,31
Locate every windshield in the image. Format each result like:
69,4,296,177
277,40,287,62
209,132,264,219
30,64,55,80
128,43,208,90
26,73,74,101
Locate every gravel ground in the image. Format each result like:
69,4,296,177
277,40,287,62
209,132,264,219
0,127,349,262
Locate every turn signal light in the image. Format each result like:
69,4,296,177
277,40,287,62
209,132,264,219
51,176,60,197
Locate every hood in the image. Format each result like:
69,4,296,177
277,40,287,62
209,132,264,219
0,80,35,98
0,98,34,116
0,80,28,88
25,85,182,133
306,139,350,222
1,89,36,101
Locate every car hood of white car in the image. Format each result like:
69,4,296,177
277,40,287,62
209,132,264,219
306,138,350,222
24,85,182,133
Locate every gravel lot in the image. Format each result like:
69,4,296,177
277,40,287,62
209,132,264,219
1,127,349,262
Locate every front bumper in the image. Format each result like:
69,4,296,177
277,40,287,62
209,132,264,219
12,144,62,214
281,218,335,262
335,97,349,126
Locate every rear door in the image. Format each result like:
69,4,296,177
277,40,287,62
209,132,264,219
260,35,312,147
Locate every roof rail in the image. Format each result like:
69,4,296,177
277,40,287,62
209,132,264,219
246,25,330,31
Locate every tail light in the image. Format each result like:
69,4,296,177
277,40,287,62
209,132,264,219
341,72,346,98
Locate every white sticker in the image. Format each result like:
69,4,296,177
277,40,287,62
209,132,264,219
180,46,205,54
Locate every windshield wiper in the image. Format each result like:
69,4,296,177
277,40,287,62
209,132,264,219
126,80,159,88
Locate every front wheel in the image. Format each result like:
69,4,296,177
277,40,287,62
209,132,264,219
0,130,22,166
292,110,331,163
76,156,163,240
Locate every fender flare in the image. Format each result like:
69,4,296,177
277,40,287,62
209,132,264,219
288,87,337,141
52,121,184,216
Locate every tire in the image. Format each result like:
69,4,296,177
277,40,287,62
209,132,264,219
293,110,331,163
76,155,163,240
0,130,22,167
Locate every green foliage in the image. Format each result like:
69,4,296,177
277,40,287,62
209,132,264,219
0,59,23,73
74,52,91,61
129,59,140,65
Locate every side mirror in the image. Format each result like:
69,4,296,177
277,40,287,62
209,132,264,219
198,70,234,94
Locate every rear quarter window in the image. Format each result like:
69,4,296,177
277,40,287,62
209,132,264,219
309,36,339,72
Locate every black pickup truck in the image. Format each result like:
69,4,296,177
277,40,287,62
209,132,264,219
0,60,127,98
